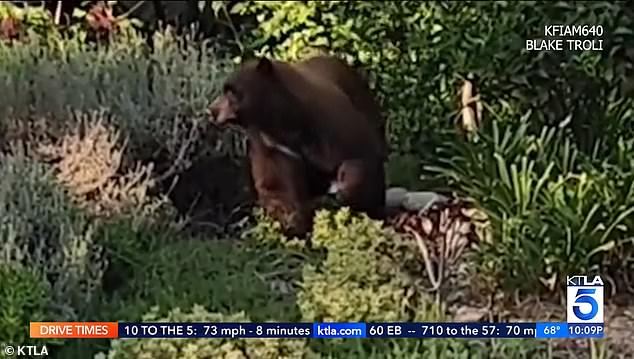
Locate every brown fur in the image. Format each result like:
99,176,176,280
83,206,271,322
295,56,387,156
332,158,386,219
209,55,386,235
246,129,313,237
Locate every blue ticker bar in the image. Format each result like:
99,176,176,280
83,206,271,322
116,322,604,339
118,322,543,339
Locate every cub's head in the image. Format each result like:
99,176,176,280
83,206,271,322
208,57,283,128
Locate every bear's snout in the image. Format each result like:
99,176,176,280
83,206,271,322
208,95,236,126
208,98,223,124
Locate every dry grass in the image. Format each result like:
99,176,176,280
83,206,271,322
35,110,174,223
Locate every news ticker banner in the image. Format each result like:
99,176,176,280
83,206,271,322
28,275,604,341
30,322,603,339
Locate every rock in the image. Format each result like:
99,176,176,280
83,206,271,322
385,187,449,212
386,187,408,208
403,191,449,212
453,305,489,322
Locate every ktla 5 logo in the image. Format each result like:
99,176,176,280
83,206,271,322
566,275,604,324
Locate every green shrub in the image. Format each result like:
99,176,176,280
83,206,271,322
0,2,57,40
97,227,303,323
424,110,634,293
97,305,315,359
0,265,49,344
99,212,547,359
0,7,247,227
0,150,106,320
0,16,242,177
298,208,441,323
242,208,318,252
54,216,308,358
243,208,295,244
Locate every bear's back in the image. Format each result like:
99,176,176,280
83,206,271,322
296,56,387,157
272,60,385,161
296,56,384,127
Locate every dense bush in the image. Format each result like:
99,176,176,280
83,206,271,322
239,209,547,358
0,11,241,180
98,232,303,324
0,151,106,320
0,265,49,344
424,110,634,292
298,209,441,323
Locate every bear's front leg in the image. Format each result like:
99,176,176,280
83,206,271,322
257,194,313,237
247,130,315,237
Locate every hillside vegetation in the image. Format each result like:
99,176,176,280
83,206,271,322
0,1,632,358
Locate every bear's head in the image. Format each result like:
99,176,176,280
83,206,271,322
208,57,291,128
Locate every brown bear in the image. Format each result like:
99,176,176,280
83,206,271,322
281,55,388,219
209,55,386,235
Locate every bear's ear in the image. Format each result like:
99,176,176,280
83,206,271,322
256,57,274,75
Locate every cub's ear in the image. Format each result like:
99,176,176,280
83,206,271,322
256,57,274,75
